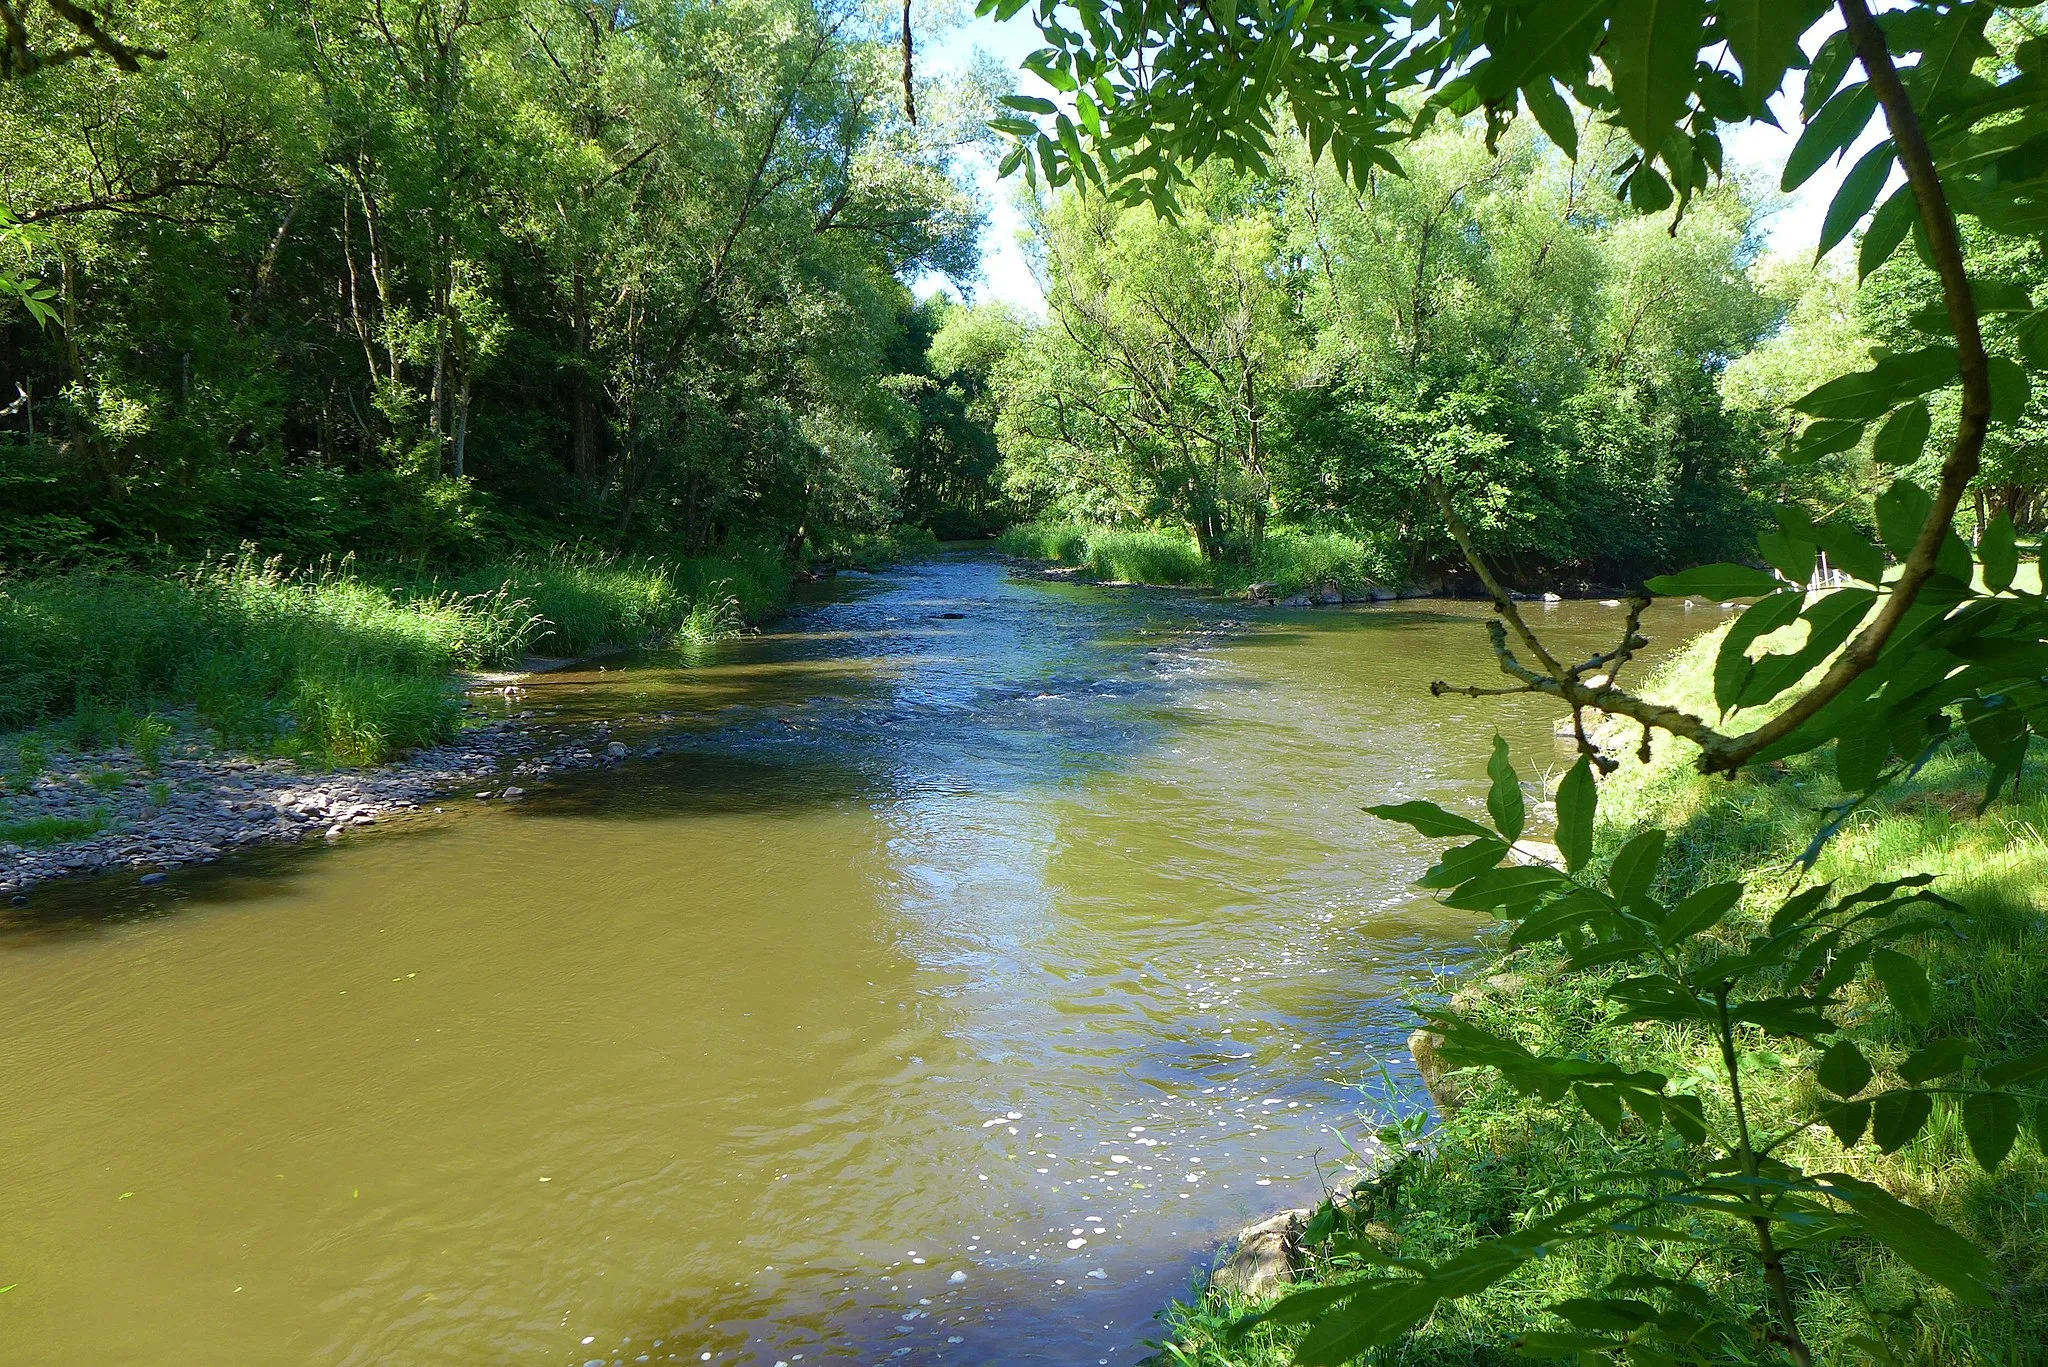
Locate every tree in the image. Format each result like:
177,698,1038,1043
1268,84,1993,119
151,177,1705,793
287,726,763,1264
996,166,1299,554
984,0,2048,1358
985,0,2045,782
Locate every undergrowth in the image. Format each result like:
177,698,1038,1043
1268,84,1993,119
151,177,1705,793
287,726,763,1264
997,522,1403,595
0,543,792,766
1154,632,2048,1365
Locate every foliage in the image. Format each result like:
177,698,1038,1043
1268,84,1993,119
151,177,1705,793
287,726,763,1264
983,112,1779,582
0,545,775,764
998,520,1404,594
986,0,2048,785
984,1,2048,1359
1195,734,2043,1364
0,0,995,572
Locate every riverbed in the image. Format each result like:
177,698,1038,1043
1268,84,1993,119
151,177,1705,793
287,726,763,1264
0,554,1703,1365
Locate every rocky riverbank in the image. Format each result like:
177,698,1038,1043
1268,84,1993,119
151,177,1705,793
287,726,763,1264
0,689,670,901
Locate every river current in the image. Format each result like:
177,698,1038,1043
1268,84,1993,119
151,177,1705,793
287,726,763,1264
0,554,1702,1365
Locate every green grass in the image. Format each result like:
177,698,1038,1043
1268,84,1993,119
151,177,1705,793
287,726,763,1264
997,522,1403,595
0,543,793,767
1154,633,2048,1365
0,811,110,847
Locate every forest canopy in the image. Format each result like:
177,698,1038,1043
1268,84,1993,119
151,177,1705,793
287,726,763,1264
0,0,1001,567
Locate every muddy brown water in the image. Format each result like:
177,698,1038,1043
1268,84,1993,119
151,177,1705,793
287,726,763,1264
0,555,1707,1365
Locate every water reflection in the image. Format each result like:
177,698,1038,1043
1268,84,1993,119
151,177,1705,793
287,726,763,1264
0,555,1702,1364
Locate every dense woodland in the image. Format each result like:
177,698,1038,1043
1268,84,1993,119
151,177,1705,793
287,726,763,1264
5,0,2045,587
0,0,1003,567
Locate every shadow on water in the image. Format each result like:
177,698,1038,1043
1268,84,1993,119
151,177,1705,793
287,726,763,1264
0,553,1721,1367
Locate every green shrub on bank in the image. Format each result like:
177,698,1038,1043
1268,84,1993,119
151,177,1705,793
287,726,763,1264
1086,530,1209,585
0,544,790,766
998,521,1400,595
1156,634,2048,1365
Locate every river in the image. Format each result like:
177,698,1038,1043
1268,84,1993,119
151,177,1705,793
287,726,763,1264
0,553,1703,1365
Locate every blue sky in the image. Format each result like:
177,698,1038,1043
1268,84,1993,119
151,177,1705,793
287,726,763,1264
921,12,1887,315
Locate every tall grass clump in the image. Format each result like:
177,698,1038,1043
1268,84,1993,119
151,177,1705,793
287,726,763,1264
1239,528,1402,595
465,543,788,656
996,521,1093,564
1084,529,1207,585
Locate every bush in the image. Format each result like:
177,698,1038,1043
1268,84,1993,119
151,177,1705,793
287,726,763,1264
995,521,1094,563
0,542,794,766
1084,529,1207,584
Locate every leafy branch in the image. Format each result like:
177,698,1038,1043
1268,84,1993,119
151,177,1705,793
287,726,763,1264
984,0,2048,786
1230,741,2042,1362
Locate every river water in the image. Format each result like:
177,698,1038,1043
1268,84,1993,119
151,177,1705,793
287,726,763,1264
0,554,1701,1365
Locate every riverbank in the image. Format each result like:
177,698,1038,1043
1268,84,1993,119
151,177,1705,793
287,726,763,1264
1153,632,2048,1363
0,533,950,897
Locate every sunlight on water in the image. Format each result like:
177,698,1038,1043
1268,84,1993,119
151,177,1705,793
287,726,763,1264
0,555,1705,1364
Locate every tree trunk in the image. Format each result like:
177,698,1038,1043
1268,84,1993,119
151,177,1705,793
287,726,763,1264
571,268,596,487
452,370,472,479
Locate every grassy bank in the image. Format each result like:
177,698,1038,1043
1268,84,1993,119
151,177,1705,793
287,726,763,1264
996,522,1403,597
1156,633,2048,1364
0,544,796,768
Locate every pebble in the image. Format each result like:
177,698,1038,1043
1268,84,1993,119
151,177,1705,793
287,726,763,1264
1,706,683,897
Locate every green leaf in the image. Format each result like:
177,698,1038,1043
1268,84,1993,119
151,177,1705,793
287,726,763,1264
1783,82,1877,192
1860,185,1917,279
1963,1091,2020,1172
1287,1277,1448,1360
1803,30,1855,119
1554,755,1596,873
1486,736,1525,842
1871,1088,1934,1152
1910,1,1994,101
1787,417,1867,463
1796,347,1958,421
1666,1092,1709,1143
1443,865,1568,915
1872,401,1931,466
1823,1098,1871,1146
1607,829,1666,908
1659,881,1743,946
1626,165,1674,213
1871,947,1935,1024
1988,355,2031,424
1875,480,1935,559
1756,530,1817,584
1981,512,2018,593
1821,1173,1999,1305
1644,563,1782,599
1836,725,1892,791
1714,591,1803,711
1523,79,1578,158
1984,1043,2048,1088
1418,837,1513,889
1475,0,1614,99
1899,1038,1971,1084
1818,140,1895,262
999,94,1059,115
1366,801,1496,840
1818,1040,1874,1097
1720,0,1830,113
1604,0,1707,152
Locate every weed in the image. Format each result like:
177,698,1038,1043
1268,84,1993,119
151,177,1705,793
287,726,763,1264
0,811,107,846
128,715,172,774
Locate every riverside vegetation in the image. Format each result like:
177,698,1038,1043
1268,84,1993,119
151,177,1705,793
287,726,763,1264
9,0,2048,1360
989,0,2048,1361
